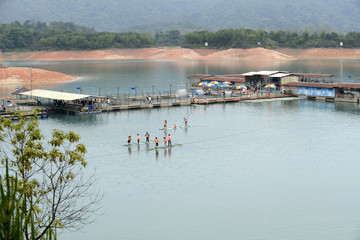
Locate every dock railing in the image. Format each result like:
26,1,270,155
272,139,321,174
43,88,292,114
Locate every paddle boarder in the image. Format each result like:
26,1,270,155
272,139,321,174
137,134,140,144
145,132,150,143
167,134,172,146
155,137,159,147
184,117,188,126
127,136,132,144
163,137,167,146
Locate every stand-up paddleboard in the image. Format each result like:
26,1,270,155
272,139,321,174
159,126,189,130
159,127,173,131
122,143,138,147
122,141,153,147
146,143,183,151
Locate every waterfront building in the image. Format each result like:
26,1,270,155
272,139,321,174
189,71,335,91
282,82,360,103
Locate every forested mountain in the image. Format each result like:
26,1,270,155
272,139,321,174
0,0,359,33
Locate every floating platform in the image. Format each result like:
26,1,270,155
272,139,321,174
0,111,48,120
123,141,154,147
32,93,297,115
146,143,183,151
241,97,300,103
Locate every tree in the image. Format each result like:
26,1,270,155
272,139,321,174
0,159,26,240
300,31,309,46
0,110,101,239
155,30,182,46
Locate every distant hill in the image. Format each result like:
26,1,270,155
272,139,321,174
0,0,359,33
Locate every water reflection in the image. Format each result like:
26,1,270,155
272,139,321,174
299,100,336,112
168,148,172,158
123,140,174,162
184,126,188,134
49,113,102,126
334,102,360,115
155,149,159,161
280,99,301,110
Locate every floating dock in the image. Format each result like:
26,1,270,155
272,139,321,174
59,93,296,115
14,89,297,115
0,109,48,119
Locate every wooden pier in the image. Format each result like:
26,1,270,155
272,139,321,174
47,93,296,115
15,89,297,115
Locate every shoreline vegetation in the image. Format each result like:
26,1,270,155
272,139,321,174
1,21,360,52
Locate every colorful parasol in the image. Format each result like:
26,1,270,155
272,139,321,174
265,84,275,89
236,85,247,90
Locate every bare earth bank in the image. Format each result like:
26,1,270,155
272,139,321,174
4,47,360,62
0,67,77,93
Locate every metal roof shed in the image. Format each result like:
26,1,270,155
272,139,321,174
270,73,291,78
256,71,283,76
242,72,258,76
11,87,30,95
187,74,211,79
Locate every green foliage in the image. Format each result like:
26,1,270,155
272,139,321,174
19,20,95,33
0,21,155,51
2,20,360,50
182,28,360,49
0,160,57,240
0,110,98,239
0,160,25,240
155,30,183,46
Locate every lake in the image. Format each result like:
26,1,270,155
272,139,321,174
4,59,360,240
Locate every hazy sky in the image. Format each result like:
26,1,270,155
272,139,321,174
0,0,359,32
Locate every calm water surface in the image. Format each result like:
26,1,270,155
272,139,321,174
4,59,360,240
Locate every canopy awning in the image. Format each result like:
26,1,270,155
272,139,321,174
20,89,92,101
